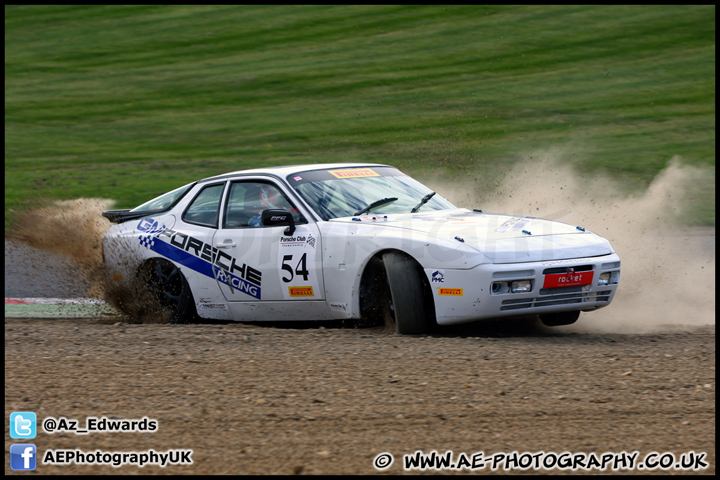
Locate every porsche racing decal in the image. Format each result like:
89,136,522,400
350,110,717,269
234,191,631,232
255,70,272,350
329,168,380,179
137,220,262,300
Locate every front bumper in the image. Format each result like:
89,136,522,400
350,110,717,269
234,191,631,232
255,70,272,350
426,253,621,325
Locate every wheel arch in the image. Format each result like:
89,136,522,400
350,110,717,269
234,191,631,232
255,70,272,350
135,256,180,281
357,248,437,327
135,256,199,324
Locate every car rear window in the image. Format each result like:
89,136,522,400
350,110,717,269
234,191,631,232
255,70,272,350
130,182,196,213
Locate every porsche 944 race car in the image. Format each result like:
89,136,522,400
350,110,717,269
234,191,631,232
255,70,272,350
101,163,621,333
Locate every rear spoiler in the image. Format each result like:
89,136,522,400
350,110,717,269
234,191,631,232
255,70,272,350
102,209,164,224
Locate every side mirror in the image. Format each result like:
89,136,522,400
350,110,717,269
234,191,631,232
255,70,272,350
261,209,296,236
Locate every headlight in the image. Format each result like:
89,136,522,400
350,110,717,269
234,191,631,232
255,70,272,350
510,280,532,293
598,272,611,286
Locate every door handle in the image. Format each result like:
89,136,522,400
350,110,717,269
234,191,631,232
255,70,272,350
215,241,237,249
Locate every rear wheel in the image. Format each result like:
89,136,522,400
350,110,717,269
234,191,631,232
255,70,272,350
539,310,580,327
382,251,433,334
139,259,197,324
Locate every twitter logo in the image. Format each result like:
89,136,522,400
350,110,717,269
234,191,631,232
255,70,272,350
10,412,37,439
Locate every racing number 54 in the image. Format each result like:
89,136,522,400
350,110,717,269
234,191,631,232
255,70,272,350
282,254,309,283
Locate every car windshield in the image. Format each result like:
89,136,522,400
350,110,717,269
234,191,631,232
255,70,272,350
130,182,196,213
287,166,456,220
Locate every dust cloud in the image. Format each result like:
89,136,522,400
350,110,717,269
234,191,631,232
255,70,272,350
9,198,115,298
8,197,172,323
434,154,716,333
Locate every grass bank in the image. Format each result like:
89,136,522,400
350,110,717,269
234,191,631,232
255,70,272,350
5,5,715,228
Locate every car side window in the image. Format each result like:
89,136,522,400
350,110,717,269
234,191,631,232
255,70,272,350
182,183,225,228
224,181,304,228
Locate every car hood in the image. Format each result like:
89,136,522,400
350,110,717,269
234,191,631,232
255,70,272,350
331,209,614,264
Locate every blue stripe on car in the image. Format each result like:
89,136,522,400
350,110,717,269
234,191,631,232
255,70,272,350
149,237,262,300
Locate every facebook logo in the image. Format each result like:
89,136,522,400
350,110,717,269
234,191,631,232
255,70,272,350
10,411,37,439
10,444,37,471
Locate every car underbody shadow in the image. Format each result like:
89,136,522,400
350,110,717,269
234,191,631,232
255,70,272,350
427,315,562,338
195,315,570,338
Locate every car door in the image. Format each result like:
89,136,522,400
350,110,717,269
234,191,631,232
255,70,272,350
212,177,324,303
151,180,231,319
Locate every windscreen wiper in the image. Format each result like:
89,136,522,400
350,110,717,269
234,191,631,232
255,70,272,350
354,197,398,216
411,191,436,213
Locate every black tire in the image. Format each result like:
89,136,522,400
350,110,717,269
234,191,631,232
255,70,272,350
539,310,580,327
359,256,393,329
140,259,197,324
382,251,432,334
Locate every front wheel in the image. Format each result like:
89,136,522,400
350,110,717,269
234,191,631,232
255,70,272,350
139,259,197,324
382,251,433,334
539,310,580,327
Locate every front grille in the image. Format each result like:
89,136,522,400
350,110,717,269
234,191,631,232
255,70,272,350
542,264,593,275
500,290,612,311
539,285,584,295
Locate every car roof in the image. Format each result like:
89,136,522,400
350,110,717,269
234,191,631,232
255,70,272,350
199,162,390,183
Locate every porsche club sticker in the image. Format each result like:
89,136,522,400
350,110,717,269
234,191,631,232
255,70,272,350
439,288,463,296
329,168,380,179
198,302,229,311
329,302,348,312
279,230,319,300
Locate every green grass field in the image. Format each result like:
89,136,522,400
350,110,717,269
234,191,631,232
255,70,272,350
5,5,715,228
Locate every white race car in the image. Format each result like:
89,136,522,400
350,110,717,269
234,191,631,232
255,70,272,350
102,163,620,333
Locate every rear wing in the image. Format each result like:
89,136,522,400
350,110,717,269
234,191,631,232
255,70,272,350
102,209,164,224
